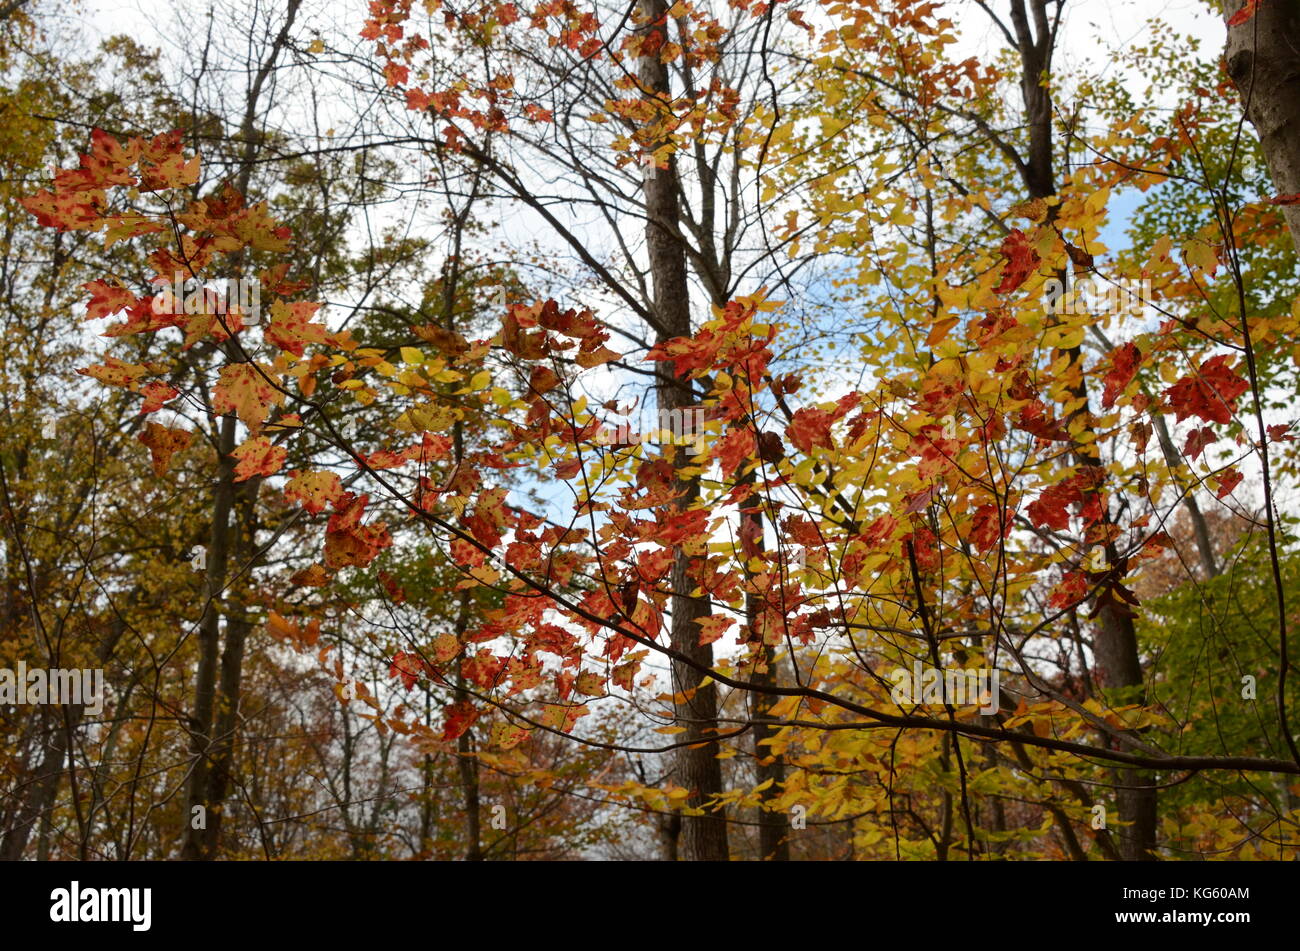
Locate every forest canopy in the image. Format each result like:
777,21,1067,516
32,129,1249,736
2,0,1300,864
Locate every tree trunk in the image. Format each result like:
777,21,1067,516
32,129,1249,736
639,0,728,861
1010,0,1156,860
1225,0,1300,253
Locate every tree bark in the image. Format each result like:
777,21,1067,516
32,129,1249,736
1225,0,1300,253
639,0,728,861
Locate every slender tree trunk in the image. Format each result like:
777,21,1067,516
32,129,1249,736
639,0,727,861
741,485,789,860
1010,0,1155,860
182,414,237,860
201,480,259,856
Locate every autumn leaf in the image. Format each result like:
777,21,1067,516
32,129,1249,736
390,651,425,690
695,614,736,646
1164,355,1249,424
714,427,755,478
1227,0,1262,27
267,611,320,649
786,406,835,454
993,229,1041,295
1101,342,1141,409
969,504,1005,555
231,435,286,482
213,362,284,432
289,563,333,587
324,493,392,568
137,422,192,476
1048,572,1089,611
139,380,179,414
1184,427,1216,461
441,701,480,740
1213,468,1244,499
82,280,136,320
285,470,345,515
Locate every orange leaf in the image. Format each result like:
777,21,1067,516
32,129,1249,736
231,435,286,482
138,422,192,476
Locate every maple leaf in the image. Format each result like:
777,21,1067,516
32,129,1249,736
1268,423,1294,442
1101,342,1141,409
289,563,333,587
1227,0,1262,27
786,406,836,454
529,365,561,393
441,700,480,740
695,614,736,646
213,362,284,432
969,504,1005,555
714,427,755,478
285,470,345,514
1027,483,1080,532
138,422,192,476
538,701,588,734
1015,401,1071,441
268,611,320,649
993,229,1041,294
265,300,333,357
1214,467,1244,499
1164,355,1249,424
390,651,425,690
82,280,136,320
1268,192,1300,206
231,435,287,482
1047,572,1089,611
1184,427,1216,461
139,381,179,414
554,457,584,479
324,493,392,568
79,356,152,389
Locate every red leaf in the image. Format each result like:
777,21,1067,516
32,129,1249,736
969,503,1005,554
1164,355,1249,424
1048,572,1089,611
993,229,1041,295
83,280,136,321
715,427,755,478
695,614,735,646
1028,483,1081,532
1227,0,1262,27
1214,467,1243,499
441,700,479,740
324,493,392,568
1268,192,1300,206
1101,343,1141,409
1184,426,1217,461
390,651,424,690
139,381,179,414
786,406,835,454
